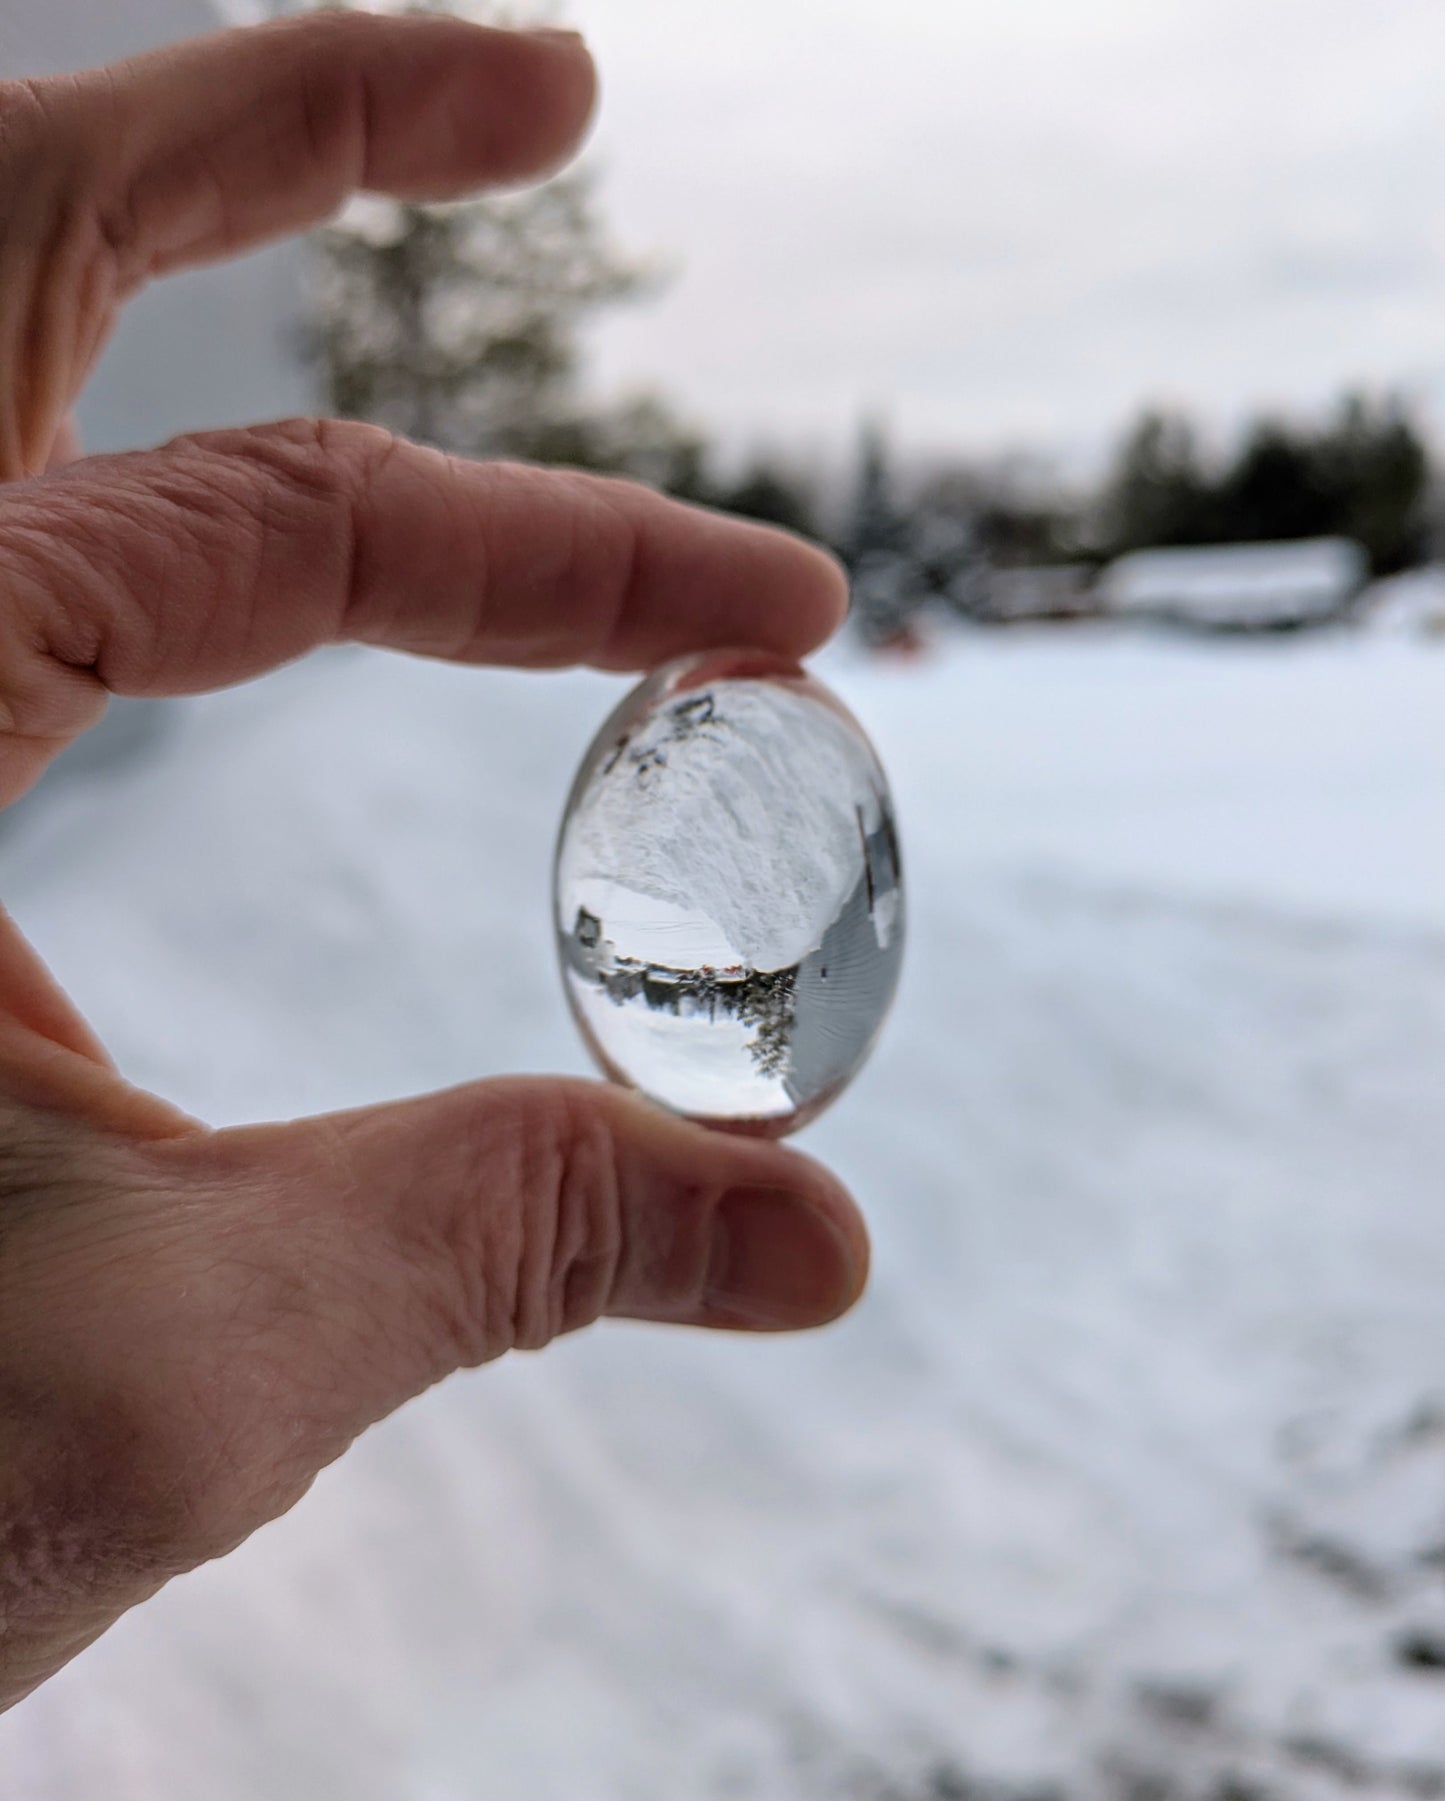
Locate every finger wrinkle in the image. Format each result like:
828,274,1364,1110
0,511,105,669
0,82,110,476
584,482,644,668
334,422,413,647
457,466,636,670
176,420,360,643
43,489,183,680
549,1102,625,1343
84,90,149,294
335,1101,512,1374
492,1086,614,1354
298,43,365,201
356,52,380,192
510,1106,566,1354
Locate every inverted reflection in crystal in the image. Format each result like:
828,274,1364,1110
553,650,904,1135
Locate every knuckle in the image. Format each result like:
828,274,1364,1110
483,466,639,668
556,479,638,666
155,419,393,647
211,417,400,562
422,1087,626,1363
522,1090,625,1351
180,415,380,489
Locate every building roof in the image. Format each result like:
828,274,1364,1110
1101,537,1367,622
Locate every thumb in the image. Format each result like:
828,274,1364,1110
167,1075,867,1482
0,1078,865,1705
230,1074,868,1364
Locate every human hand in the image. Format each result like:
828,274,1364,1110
0,12,867,1711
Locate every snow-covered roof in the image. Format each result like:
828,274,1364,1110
1361,564,1445,636
987,563,1097,619
1101,537,1367,623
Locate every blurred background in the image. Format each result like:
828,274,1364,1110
3,1,1445,1796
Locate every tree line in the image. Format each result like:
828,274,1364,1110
1098,401,1433,575
308,35,1439,636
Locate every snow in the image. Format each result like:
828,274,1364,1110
3,628,1445,1798
560,678,876,973
1363,566,1445,639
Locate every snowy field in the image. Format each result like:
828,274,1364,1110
2,627,1444,1799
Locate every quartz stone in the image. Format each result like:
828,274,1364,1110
553,650,904,1135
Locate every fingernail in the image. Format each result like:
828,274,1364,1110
705,1187,858,1329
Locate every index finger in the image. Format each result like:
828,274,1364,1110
0,422,849,803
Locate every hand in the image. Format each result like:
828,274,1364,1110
0,12,867,1711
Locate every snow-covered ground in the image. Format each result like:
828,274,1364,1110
1363,568,1445,640
2,628,1444,1799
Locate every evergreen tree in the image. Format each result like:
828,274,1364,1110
716,460,818,536
845,421,909,562
1218,421,1329,545
1099,410,1216,553
1316,394,1431,574
307,3,707,485
840,422,931,645
1100,395,1434,573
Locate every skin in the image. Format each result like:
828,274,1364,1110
0,12,868,1712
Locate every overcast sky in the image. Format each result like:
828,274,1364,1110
9,0,1445,471
547,0,1445,471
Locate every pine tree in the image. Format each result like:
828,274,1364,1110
1099,410,1216,554
1099,395,1434,572
1316,394,1431,574
841,422,929,645
715,459,819,536
840,423,988,641
307,3,707,485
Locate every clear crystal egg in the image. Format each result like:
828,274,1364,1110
553,649,904,1135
